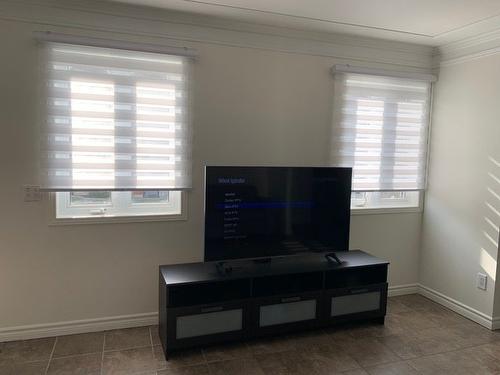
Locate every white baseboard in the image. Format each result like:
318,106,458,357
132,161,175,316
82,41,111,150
2,284,498,342
388,283,419,297
390,284,500,331
0,284,419,342
418,284,495,330
492,317,500,330
0,312,158,342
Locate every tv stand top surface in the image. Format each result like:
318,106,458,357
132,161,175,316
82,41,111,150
160,250,388,286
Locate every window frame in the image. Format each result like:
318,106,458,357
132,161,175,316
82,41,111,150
351,190,424,215
332,68,434,215
49,191,187,225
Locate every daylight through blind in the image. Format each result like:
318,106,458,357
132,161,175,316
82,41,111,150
331,73,431,191
40,42,192,190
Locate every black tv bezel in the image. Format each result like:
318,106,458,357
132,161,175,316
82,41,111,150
203,165,352,262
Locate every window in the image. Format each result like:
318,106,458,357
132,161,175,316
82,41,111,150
39,38,193,221
331,67,433,211
351,191,420,210
55,191,182,219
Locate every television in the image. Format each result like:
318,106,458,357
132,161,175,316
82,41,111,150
204,166,352,262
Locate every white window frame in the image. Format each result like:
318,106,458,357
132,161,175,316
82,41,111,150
331,66,435,215
351,190,423,215
50,191,187,225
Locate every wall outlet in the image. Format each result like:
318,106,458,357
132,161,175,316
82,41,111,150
477,273,487,291
23,185,41,202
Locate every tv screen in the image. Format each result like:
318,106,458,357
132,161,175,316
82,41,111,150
204,166,352,262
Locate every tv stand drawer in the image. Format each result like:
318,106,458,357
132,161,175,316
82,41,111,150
176,309,242,339
167,301,250,349
326,283,388,321
260,299,316,327
253,292,321,335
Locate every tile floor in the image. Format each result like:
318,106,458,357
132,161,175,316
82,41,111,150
1,294,500,375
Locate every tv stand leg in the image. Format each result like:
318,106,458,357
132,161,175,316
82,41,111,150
161,346,169,361
374,316,385,325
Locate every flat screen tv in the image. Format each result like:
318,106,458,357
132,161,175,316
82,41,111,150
204,166,352,262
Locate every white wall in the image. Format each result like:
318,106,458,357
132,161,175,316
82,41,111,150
420,54,500,321
0,1,431,336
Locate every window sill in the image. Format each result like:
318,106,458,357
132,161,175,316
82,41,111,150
49,212,187,226
49,191,187,225
351,206,422,215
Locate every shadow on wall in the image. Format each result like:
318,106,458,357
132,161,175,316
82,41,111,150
479,156,500,281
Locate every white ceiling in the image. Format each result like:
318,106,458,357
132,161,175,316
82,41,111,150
112,0,500,45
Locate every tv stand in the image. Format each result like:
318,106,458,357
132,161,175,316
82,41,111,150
252,257,272,264
159,250,388,358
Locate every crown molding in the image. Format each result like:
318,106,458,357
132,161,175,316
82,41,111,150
436,27,500,66
0,0,433,70
112,0,437,43
5,0,500,69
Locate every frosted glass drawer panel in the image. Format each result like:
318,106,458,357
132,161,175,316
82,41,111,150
259,299,316,327
331,291,381,317
176,308,243,339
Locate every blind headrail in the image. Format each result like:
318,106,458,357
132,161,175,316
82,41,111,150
33,31,198,58
331,64,437,82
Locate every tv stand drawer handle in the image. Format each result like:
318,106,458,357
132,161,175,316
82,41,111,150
200,306,224,313
281,296,301,303
349,288,370,294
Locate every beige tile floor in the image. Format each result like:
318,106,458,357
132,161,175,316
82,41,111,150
1,294,500,375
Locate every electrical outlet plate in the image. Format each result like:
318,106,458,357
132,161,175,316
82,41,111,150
476,273,487,291
24,185,41,202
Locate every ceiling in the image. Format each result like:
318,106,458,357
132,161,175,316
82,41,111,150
111,0,500,45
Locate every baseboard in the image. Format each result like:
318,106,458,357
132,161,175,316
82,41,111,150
388,283,419,297
1,284,496,342
388,283,500,331
0,283,420,342
0,312,158,342
491,317,500,330
418,284,494,330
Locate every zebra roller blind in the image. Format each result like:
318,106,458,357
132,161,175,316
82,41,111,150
40,42,192,190
331,72,431,191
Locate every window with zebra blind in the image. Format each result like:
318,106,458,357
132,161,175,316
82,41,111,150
38,35,194,221
331,66,435,211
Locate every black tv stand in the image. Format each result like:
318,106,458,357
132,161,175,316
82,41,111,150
159,250,388,358
252,257,272,264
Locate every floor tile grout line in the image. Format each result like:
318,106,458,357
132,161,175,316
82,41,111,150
103,343,157,353
149,326,154,357
357,340,497,372
6,296,498,374
406,358,425,374
44,336,57,375
100,332,106,375
149,325,157,372
148,326,154,348
50,350,104,360
201,344,208,365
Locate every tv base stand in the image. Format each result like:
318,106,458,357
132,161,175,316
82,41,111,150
159,250,388,358
325,252,343,265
